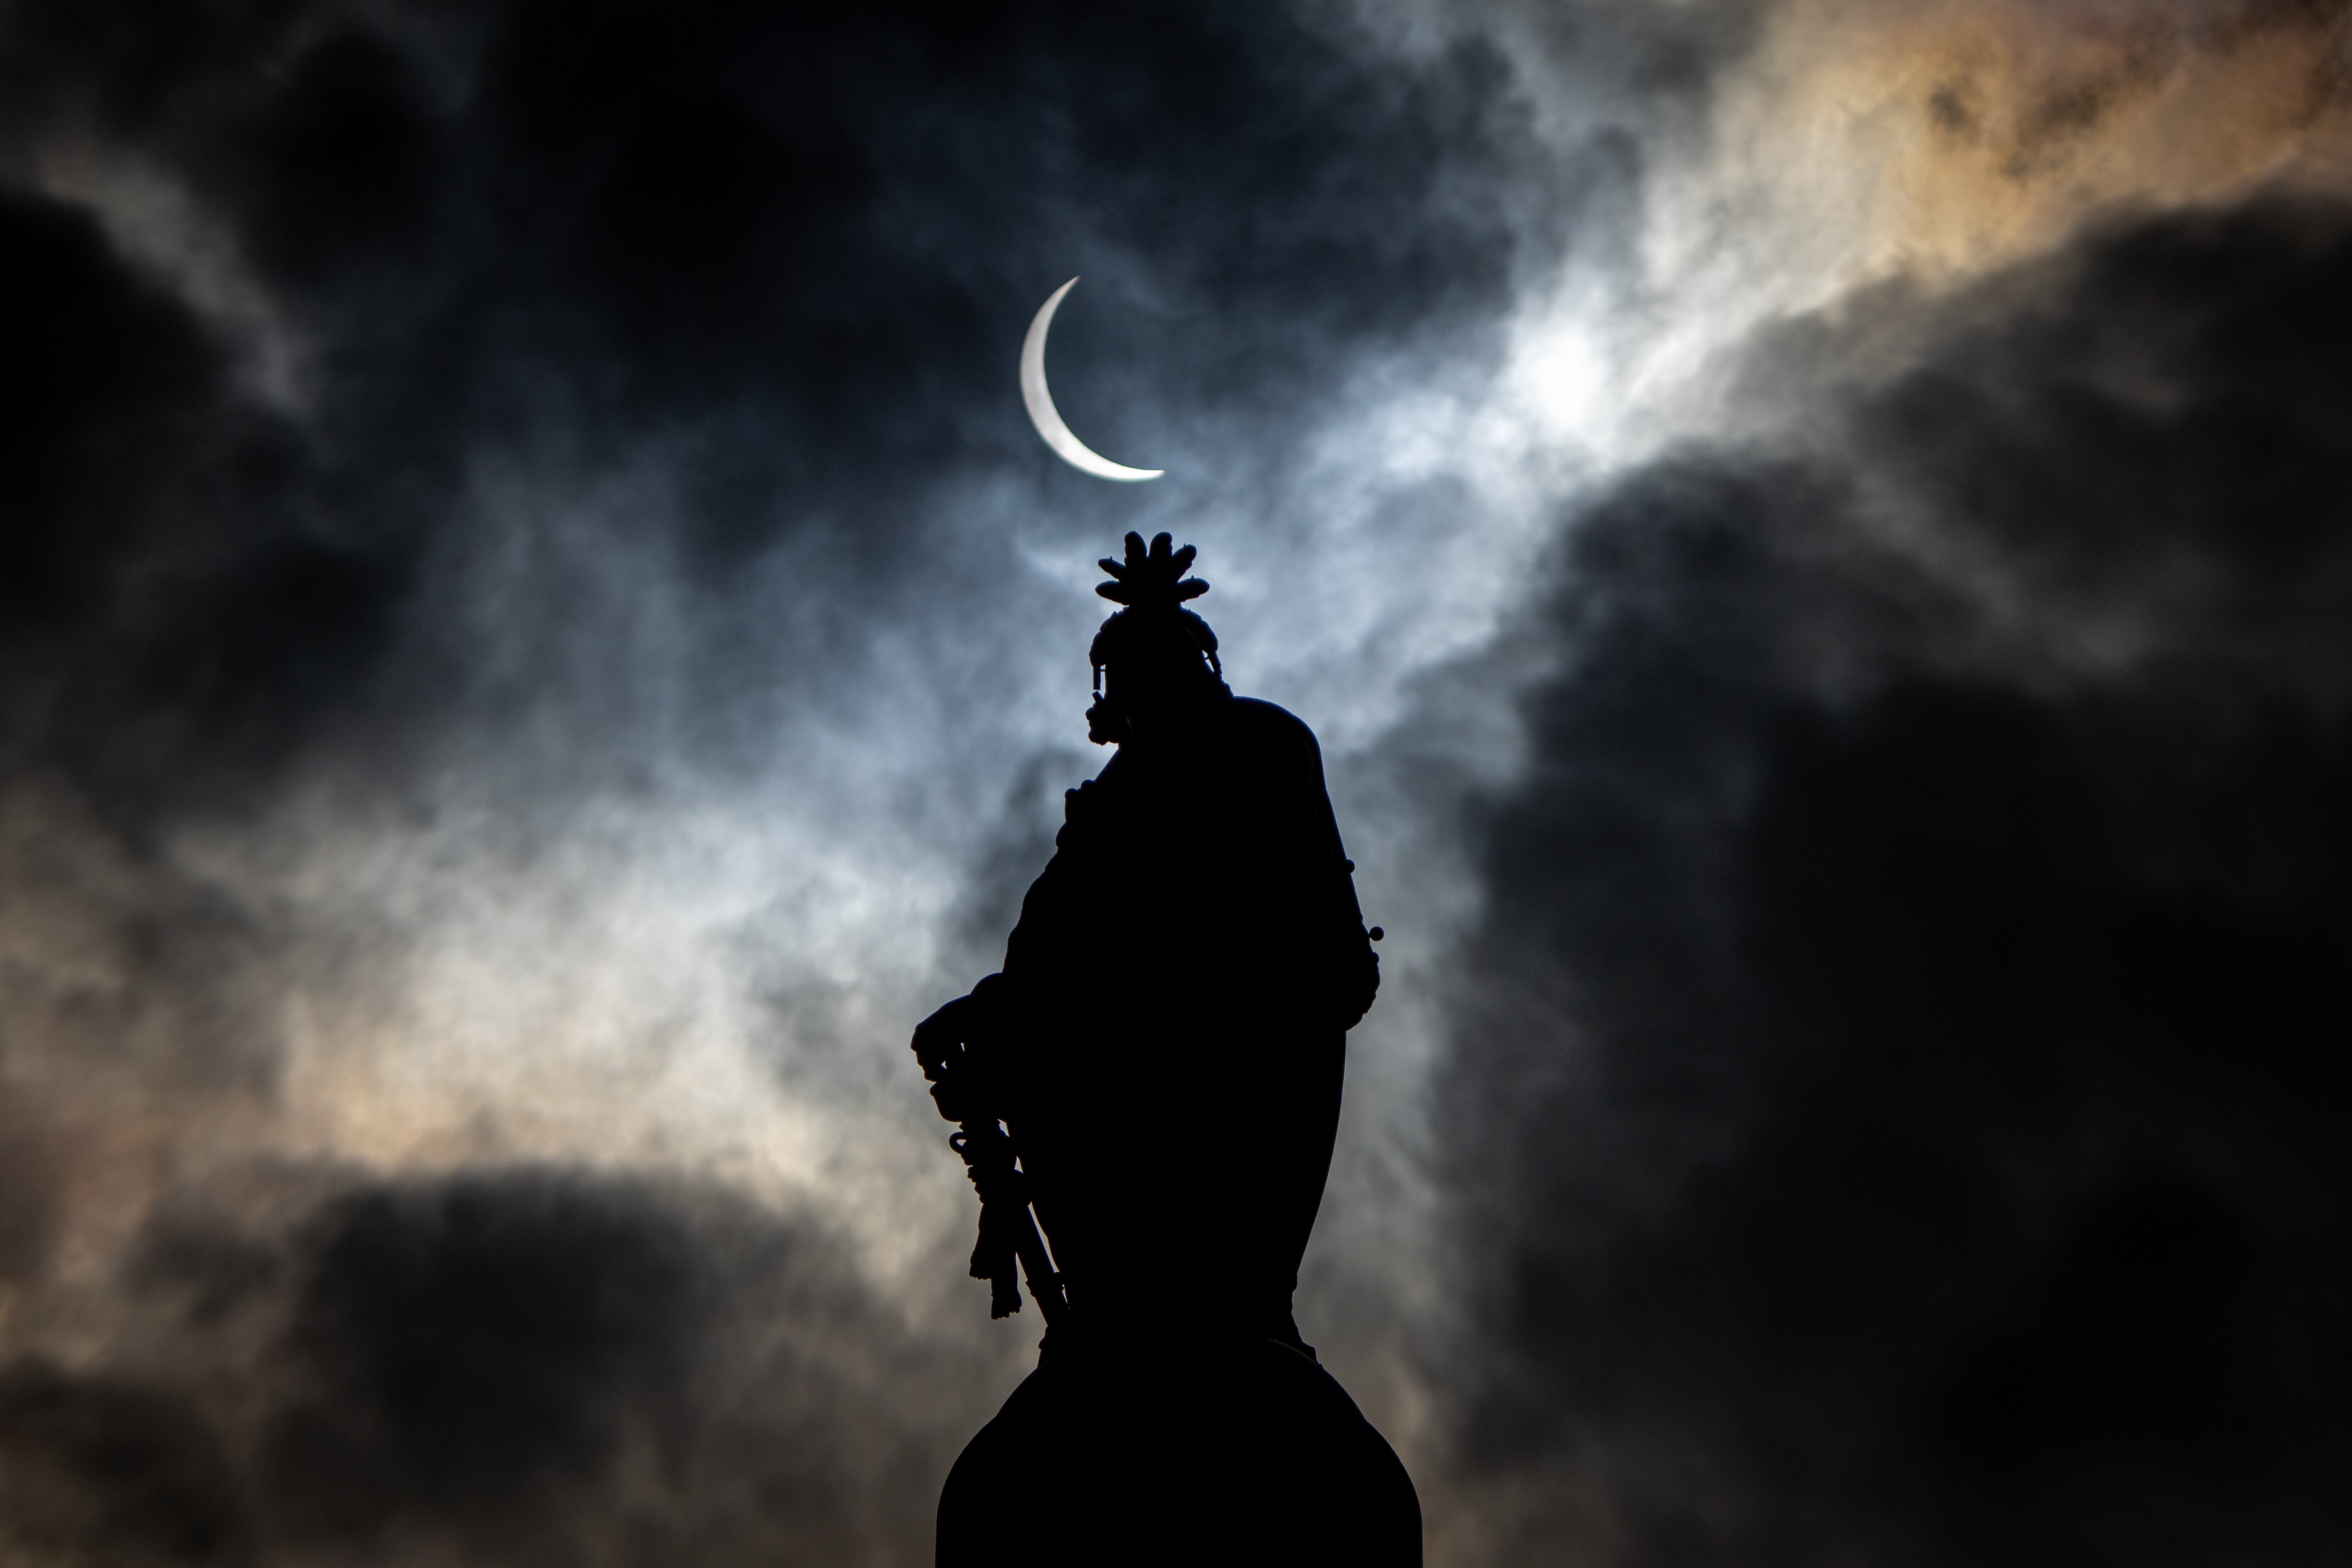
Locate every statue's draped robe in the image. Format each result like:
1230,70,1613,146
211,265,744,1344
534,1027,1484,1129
939,695,1416,1567
996,695,1376,1337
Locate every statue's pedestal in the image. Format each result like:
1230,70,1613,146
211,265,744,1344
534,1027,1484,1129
938,1334,1420,1567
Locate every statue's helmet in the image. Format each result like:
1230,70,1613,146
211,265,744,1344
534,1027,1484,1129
1088,531,1222,695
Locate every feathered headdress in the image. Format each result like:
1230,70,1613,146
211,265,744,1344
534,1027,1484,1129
1088,531,1221,690
1096,529,1208,611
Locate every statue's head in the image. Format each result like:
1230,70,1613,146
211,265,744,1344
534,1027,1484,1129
1086,532,1227,743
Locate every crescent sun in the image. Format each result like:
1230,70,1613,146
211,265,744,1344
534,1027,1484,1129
1020,278,1164,482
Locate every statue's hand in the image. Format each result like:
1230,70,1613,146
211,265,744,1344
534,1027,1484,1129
910,994,974,1084
909,975,1006,1123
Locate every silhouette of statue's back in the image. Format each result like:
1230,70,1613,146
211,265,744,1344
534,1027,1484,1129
914,535,1419,1567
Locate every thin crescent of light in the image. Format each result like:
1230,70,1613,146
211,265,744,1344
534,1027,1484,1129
1020,278,1164,482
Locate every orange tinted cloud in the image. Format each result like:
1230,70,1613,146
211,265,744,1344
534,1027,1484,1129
1728,0,2352,281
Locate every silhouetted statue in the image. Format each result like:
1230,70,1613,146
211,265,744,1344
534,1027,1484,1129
914,533,1420,1566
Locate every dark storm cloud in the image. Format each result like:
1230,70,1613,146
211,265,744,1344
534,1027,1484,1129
0,1165,972,1566
0,184,407,815
1440,195,2352,1565
0,1360,253,1566
270,1173,712,1529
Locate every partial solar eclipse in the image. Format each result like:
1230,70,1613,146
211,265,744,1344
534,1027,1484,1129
1020,278,1164,481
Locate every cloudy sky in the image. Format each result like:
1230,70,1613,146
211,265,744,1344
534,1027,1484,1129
0,1,2347,1563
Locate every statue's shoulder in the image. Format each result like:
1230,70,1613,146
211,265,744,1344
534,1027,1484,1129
1215,699,1330,806
1218,700,1322,789
1225,696,1323,761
